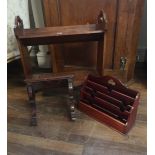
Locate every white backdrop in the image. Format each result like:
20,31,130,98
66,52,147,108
7,0,30,62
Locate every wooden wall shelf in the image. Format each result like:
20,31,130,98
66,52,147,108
14,11,107,79
14,11,107,125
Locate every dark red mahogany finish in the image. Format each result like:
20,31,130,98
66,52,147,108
78,74,140,134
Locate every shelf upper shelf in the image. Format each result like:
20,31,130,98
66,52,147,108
14,24,105,46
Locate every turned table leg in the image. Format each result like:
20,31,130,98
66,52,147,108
68,78,76,121
27,84,37,126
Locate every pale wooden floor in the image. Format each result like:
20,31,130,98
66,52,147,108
7,61,147,155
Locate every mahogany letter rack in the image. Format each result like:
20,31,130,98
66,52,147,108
78,74,140,134
14,11,107,125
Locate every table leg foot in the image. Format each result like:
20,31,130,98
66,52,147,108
27,84,37,126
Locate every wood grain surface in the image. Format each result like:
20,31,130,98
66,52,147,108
8,62,147,155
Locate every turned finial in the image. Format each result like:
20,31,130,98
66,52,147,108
15,16,24,29
97,10,108,30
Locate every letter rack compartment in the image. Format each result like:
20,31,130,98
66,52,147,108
78,74,140,134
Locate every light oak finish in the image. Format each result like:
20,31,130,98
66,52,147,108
43,0,145,82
